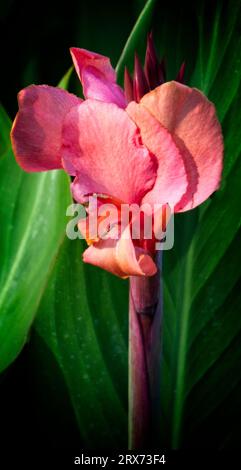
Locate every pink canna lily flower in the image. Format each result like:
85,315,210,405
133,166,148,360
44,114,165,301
11,35,223,278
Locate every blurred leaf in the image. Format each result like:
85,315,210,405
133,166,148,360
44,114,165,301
158,0,241,448
35,238,128,448
0,104,11,158
0,111,71,372
116,0,157,82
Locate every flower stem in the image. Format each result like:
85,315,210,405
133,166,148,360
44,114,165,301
128,252,163,449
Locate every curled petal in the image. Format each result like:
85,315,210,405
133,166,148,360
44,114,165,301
82,224,157,278
140,81,223,211
70,47,126,108
62,99,157,204
127,101,188,208
11,85,81,172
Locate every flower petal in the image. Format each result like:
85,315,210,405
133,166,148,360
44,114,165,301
70,48,126,108
62,99,157,204
127,101,188,208
11,85,81,172
82,224,157,278
140,81,223,210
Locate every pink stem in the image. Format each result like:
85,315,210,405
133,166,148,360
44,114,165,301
128,252,162,449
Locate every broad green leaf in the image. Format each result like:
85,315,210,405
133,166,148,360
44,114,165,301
116,0,157,82
158,0,241,448
35,238,128,448
0,111,71,372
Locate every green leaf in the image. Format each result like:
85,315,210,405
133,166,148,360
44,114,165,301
58,66,73,90
116,0,157,82
0,104,12,158
158,0,241,448
0,113,71,373
35,238,128,447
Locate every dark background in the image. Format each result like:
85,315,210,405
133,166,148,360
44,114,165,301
0,0,139,117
